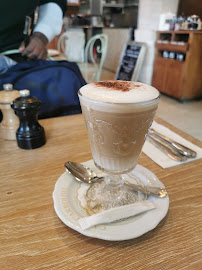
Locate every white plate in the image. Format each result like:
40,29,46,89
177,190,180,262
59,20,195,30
53,161,169,241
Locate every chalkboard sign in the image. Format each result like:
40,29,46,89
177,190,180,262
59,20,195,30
115,42,146,81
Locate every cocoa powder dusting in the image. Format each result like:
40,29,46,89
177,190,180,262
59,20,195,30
94,81,141,92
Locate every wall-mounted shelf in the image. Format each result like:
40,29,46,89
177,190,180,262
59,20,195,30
103,1,138,8
67,0,80,7
103,3,124,8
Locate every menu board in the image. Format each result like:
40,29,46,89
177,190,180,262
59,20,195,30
115,42,146,81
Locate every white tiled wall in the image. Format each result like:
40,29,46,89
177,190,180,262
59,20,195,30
137,0,179,31
135,0,179,84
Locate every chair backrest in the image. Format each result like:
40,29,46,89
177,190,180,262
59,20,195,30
57,29,85,63
57,32,66,55
83,34,108,82
57,32,108,82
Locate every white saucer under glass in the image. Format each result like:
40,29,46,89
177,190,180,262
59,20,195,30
53,160,169,241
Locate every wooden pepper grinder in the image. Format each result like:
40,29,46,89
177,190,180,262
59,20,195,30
0,84,20,140
11,89,46,149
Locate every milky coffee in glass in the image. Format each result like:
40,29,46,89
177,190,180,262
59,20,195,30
79,81,159,174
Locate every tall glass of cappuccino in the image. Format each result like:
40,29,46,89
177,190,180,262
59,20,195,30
78,81,159,213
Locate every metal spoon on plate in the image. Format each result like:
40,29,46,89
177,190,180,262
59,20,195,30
64,161,167,198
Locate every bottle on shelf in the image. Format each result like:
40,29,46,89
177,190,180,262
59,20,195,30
176,53,185,61
169,51,176,59
0,84,20,140
163,51,169,58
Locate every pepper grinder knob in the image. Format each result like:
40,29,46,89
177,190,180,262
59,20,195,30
19,89,30,97
3,83,13,91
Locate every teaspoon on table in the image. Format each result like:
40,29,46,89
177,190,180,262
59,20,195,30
64,161,168,198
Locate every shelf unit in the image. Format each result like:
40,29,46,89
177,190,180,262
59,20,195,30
152,31,202,100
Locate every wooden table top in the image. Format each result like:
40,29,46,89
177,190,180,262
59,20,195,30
1,114,202,270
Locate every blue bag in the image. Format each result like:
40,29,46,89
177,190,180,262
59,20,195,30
0,60,86,119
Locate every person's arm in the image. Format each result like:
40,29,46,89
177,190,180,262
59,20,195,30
19,2,65,60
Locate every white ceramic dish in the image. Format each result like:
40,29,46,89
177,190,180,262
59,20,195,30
53,160,169,241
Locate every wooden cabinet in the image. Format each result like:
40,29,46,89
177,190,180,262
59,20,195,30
152,31,202,100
